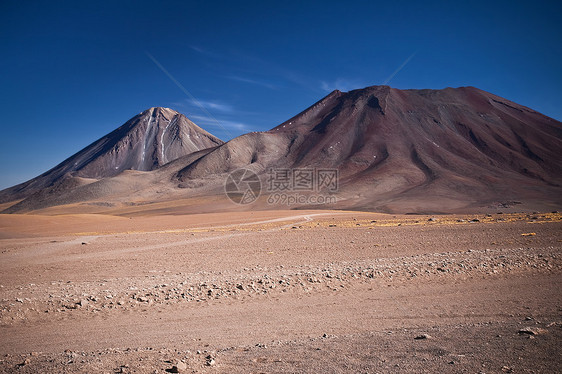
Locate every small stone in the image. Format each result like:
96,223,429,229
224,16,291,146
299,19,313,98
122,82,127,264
170,361,187,372
518,327,548,335
428,218,436,222
414,334,431,340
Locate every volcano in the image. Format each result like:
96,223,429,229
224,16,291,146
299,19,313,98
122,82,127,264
176,85,562,212
1,86,561,214
0,107,223,204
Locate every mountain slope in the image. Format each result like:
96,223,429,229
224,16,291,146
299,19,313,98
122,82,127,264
176,85,562,212
0,107,223,203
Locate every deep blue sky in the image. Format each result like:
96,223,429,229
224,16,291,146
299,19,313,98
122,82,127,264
1,0,561,190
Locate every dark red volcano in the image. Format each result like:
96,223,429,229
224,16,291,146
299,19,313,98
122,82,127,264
177,85,562,212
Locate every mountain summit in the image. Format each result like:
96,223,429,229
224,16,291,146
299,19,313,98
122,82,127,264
0,107,223,203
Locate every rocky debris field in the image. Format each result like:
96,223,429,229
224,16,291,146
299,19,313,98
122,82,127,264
0,212,560,373
1,245,560,325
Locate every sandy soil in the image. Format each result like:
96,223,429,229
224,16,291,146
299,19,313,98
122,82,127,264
0,210,560,373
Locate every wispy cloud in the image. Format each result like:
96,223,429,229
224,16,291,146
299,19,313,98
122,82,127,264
189,45,222,59
189,114,252,133
190,46,318,93
145,51,235,139
191,99,233,113
383,52,417,85
320,78,365,93
170,98,255,138
227,75,279,90
190,45,204,54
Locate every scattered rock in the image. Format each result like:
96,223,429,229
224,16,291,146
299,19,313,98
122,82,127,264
17,358,31,367
169,361,187,372
205,355,215,366
518,327,548,335
414,334,431,340
428,218,436,222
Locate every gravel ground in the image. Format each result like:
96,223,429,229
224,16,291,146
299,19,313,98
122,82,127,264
0,211,560,373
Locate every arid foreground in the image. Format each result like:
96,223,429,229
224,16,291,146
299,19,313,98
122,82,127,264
0,210,560,373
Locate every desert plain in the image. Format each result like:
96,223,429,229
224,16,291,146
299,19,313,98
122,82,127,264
0,209,560,373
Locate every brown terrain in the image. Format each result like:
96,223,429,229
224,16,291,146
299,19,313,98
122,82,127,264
0,210,560,373
1,86,561,214
0,107,223,205
0,85,561,372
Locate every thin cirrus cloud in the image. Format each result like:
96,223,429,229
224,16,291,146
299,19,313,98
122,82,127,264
169,98,250,139
190,45,308,92
192,99,233,113
227,75,279,90
189,114,251,133
172,98,233,113
320,78,365,93
320,52,417,93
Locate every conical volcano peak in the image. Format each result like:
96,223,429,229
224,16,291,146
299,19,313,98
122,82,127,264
0,108,224,203
140,107,178,117
91,107,224,174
